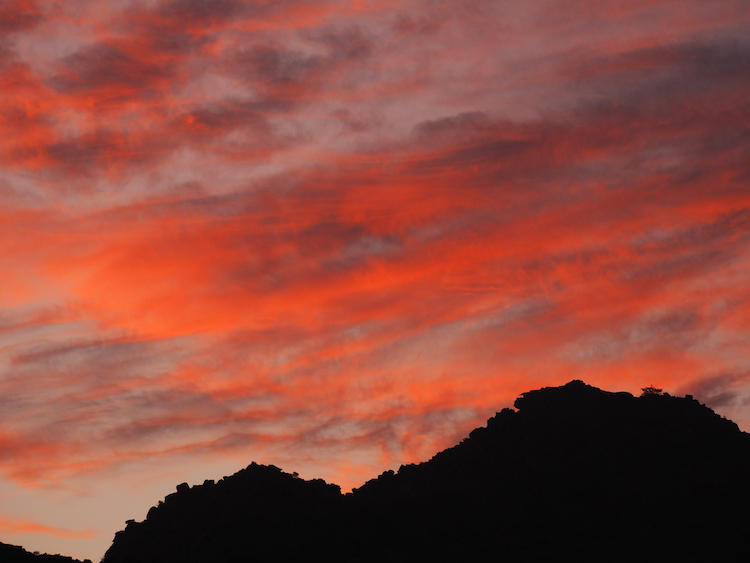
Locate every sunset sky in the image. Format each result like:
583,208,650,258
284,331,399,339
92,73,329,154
1,0,749,559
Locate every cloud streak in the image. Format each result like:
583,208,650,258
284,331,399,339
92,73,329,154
0,517,96,540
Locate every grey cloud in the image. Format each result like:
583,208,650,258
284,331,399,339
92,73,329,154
296,405,479,461
451,44,750,196
0,1,42,34
49,42,173,94
103,389,234,443
236,45,324,86
566,36,750,121
130,0,309,57
683,372,750,409
442,34,750,206
157,0,250,26
323,234,405,272
205,218,378,291
40,127,173,176
628,309,706,352
298,222,365,257
0,39,12,62
0,334,189,449
649,38,750,85
562,305,714,365
226,26,373,107
306,25,372,61
1,98,47,129
392,13,443,36
44,131,118,173
253,218,406,274
183,100,274,135
625,209,750,285
342,234,404,259
411,138,537,174
572,34,750,81
0,331,286,460
97,189,255,223
413,112,492,139
2,334,188,393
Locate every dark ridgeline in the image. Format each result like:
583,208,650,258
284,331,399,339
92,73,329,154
0,541,91,563
99,380,750,562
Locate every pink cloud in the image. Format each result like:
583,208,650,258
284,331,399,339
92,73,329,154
0,517,96,539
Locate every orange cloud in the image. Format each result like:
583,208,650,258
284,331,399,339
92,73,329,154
0,517,96,539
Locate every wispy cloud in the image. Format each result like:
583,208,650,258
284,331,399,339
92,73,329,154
0,517,96,539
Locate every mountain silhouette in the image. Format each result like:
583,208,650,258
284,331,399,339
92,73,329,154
0,541,91,563
92,381,750,560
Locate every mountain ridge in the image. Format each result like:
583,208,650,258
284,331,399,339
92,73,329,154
99,380,750,562
0,540,91,563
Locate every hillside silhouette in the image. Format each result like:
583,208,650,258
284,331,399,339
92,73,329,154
95,380,750,561
0,541,91,563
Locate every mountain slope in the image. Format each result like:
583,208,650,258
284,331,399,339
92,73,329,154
102,381,750,562
0,542,90,563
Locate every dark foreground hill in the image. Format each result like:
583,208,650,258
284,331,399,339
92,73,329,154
102,381,750,562
0,541,90,563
